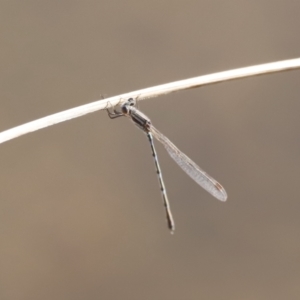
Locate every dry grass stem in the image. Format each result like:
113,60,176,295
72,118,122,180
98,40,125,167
0,58,300,144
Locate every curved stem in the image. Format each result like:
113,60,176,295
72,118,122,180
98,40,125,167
0,58,300,145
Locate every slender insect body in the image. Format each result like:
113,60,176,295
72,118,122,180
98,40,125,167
146,131,175,232
108,98,227,232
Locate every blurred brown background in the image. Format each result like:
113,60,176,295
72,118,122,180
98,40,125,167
0,1,300,299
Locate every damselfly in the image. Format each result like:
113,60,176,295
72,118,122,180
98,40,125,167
107,98,227,233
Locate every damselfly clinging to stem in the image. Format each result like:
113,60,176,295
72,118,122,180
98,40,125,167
107,98,227,233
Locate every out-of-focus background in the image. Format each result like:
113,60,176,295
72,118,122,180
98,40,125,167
0,1,300,299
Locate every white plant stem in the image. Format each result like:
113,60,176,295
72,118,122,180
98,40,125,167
1,58,300,145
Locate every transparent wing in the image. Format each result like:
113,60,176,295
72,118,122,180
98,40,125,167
149,125,227,201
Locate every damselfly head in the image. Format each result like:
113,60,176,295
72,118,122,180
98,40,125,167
121,98,136,115
127,98,136,106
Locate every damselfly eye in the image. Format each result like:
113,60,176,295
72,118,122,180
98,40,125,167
128,98,136,106
121,105,129,114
